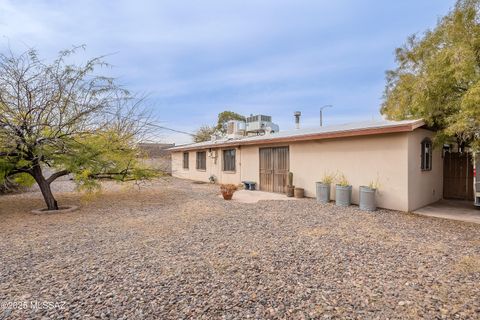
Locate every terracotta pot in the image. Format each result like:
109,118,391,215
286,185,295,197
222,192,234,200
294,187,304,198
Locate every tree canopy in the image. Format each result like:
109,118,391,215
193,110,246,142
0,47,156,210
381,0,480,150
193,125,215,143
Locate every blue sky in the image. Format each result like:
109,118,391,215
0,0,455,144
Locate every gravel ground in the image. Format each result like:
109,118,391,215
0,177,479,319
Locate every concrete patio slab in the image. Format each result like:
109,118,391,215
414,199,480,224
219,189,299,203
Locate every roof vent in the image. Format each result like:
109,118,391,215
294,111,301,129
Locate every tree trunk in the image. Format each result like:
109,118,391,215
32,165,58,210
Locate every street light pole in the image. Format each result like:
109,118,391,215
320,105,333,127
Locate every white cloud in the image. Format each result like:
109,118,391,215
0,0,455,144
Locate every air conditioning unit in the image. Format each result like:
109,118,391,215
263,126,278,135
226,120,246,138
245,114,279,135
210,133,222,141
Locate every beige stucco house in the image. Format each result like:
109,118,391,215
169,119,445,212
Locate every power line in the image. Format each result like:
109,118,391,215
103,110,195,137
145,122,195,136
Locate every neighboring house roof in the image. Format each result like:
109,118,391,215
169,119,425,152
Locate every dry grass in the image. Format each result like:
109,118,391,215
330,215,403,245
300,226,329,237
455,255,480,273
419,242,449,255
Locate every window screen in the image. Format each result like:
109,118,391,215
223,149,236,171
183,152,189,169
421,138,433,171
196,151,206,170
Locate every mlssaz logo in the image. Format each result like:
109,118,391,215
30,300,66,310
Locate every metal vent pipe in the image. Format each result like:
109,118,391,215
294,111,301,129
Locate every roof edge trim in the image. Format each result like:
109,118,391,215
169,119,425,152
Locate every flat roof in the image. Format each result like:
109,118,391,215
169,119,425,151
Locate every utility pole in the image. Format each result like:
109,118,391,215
320,105,333,127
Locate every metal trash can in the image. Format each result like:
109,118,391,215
359,186,377,211
316,182,330,203
335,185,352,207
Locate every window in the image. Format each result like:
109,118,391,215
196,151,206,170
421,138,433,171
223,149,236,172
183,152,189,169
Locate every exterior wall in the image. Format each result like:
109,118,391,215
239,146,259,183
171,145,262,185
289,133,410,211
172,129,444,212
407,129,443,211
171,148,241,184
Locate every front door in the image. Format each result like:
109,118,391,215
259,147,289,193
443,152,474,200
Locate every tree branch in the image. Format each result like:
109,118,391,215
47,170,70,184
0,152,18,157
6,167,31,176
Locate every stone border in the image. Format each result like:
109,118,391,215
31,205,79,215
